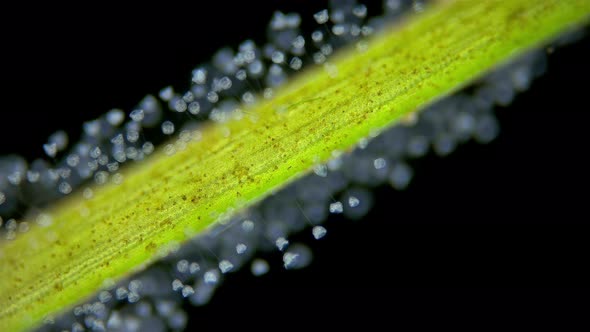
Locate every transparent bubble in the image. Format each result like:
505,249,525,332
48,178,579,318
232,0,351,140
98,291,112,304
219,260,234,274
236,243,247,254
313,164,328,177
342,188,373,220
182,91,194,103
181,286,194,298
5,219,16,231
58,181,72,194
407,135,429,158
313,52,327,64
292,35,305,49
290,57,303,71
332,24,347,36
159,86,174,101
192,68,207,85
312,226,327,240
314,9,329,24
474,115,499,144
83,120,101,137
312,30,324,43
204,270,219,284
353,4,368,18
43,143,57,158
174,99,188,112
373,158,387,169
389,162,413,190
172,279,183,291
161,121,175,135
18,221,29,233
115,287,128,300
207,91,219,103
283,244,312,270
130,109,145,122
241,220,255,232
329,201,343,214
48,130,68,151
251,259,270,276
189,262,200,274
176,260,189,273
275,237,289,251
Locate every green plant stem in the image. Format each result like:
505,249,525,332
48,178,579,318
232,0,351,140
1,1,588,330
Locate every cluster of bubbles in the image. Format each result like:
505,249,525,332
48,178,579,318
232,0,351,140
0,0,557,331
36,49,547,331
0,0,418,236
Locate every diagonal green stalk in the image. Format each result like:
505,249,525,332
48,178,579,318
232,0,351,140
1,1,588,330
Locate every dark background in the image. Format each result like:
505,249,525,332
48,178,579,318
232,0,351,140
1,1,588,330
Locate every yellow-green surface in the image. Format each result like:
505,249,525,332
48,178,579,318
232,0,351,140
1,0,589,330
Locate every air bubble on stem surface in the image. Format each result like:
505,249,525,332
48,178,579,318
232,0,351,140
329,201,343,214
312,226,327,240
275,237,289,251
251,259,270,276
283,244,312,270
314,9,330,24
218,260,234,274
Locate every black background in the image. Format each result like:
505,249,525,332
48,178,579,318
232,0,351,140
1,1,588,330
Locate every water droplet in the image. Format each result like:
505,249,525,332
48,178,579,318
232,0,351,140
43,143,57,158
106,109,125,126
236,243,247,254
290,57,303,70
218,260,234,274
204,270,219,284
36,213,53,227
329,202,343,214
127,292,140,303
275,237,289,251
352,4,367,18
130,109,144,122
283,244,313,270
161,121,175,135
314,9,329,24
171,279,183,291
373,158,387,169
283,252,299,269
181,285,195,298
192,68,207,85
189,262,201,274
83,188,94,200
312,226,327,240
313,164,328,177
207,91,219,103
48,130,68,151
292,35,305,49
115,287,128,300
389,162,413,190
251,259,270,276
5,219,16,231
176,260,189,273
18,221,29,233
241,220,255,232
98,291,112,303
159,86,174,101
89,146,102,159
271,51,285,64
